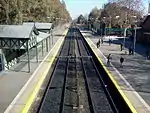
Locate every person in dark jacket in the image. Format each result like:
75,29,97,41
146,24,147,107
120,56,124,67
129,47,132,55
101,38,104,44
107,54,112,66
96,39,101,48
109,39,111,45
120,43,123,51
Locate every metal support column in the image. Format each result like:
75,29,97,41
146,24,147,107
133,27,137,55
52,30,53,45
7,62,9,69
49,35,51,49
123,28,128,48
36,44,38,62
26,40,30,73
36,36,38,62
46,38,48,52
49,30,51,49
42,41,44,56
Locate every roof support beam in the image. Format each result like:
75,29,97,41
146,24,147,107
26,40,30,73
0,39,28,49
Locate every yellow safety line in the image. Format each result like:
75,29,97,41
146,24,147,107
22,29,68,113
85,37,138,113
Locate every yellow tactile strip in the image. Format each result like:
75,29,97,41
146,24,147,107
22,29,68,113
84,36,137,113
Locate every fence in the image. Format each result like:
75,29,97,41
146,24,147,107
96,28,134,36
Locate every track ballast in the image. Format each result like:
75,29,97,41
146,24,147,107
37,26,121,113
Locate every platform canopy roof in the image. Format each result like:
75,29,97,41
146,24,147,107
0,25,33,39
23,22,52,30
0,25,37,50
37,31,50,43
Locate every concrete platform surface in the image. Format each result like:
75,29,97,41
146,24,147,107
80,30,150,113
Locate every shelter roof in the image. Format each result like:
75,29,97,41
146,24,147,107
0,25,33,39
23,22,52,30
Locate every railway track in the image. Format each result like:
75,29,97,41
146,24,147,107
36,25,132,113
75,28,116,113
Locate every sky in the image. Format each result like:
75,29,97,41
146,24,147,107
144,0,149,14
63,0,149,19
63,0,108,19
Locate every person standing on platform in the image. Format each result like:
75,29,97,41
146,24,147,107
96,39,101,48
120,43,123,51
120,56,124,67
109,39,111,45
101,38,104,44
107,54,112,66
129,47,132,55
131,46,134,55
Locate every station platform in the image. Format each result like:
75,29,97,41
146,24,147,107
0,26,68,113
2,26,150,113
80,30,150,113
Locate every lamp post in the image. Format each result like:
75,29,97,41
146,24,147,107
133,26,137,54
109,16,112,28
123,15,137,50
123,28,127,49
94,18,98,33
91,17,94,32
131,16,137,24
116,16,120,19
110,16,119,37
103,17,106,36
133,26,142,54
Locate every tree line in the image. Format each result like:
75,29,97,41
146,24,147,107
77,0,145,28
0,0,71,24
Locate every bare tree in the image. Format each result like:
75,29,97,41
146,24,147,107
111,0,145,14
0,0,71,24
84,13,88,21
108,0,119,3
17,0,23,24
3,0,9,24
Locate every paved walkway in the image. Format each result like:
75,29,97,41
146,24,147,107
0,25,67,113
80,30,150,113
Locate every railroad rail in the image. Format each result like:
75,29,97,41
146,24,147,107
35,25,133,113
